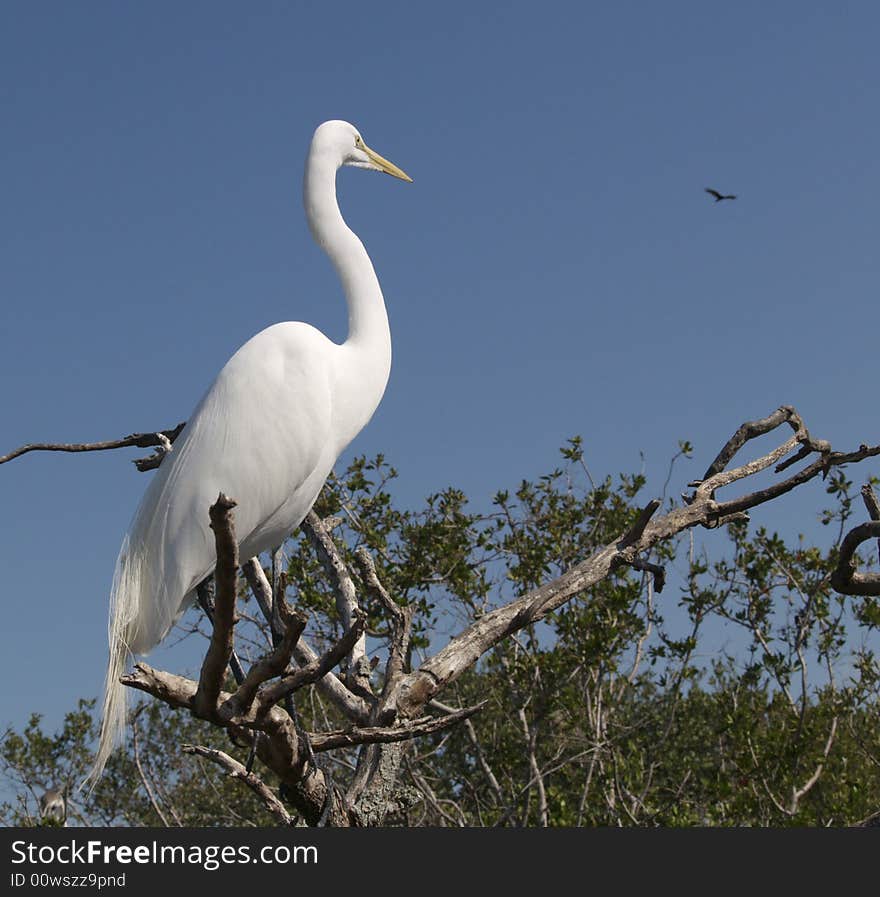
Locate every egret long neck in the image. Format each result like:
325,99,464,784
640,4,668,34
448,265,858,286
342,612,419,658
303,154,392,440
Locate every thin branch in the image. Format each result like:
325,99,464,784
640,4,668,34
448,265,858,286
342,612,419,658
256,612,367,711
241,558,277,641
308,703,485,752
241,551,372,723
131,712,171,827
0,422,185,469
232,608,308,715
301,511,369,692
431,698,505,807
697,406,812,483
182,745,295,826
789,716,838,814
517,706,548,827
354,546,413,698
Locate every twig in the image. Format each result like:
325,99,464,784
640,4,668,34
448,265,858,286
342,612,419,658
430,698,505,807
196,580,247,686
131,712,172,827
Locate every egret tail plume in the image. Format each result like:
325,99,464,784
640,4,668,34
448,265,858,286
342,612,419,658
86,535,141,788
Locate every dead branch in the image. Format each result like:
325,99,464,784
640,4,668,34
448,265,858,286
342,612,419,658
232,607,308,716
256,612,367,713
194,494,240,719
696,406,825,484
122,663,304,778
182,745,295,826
354,546,414,701
289,636,372,724
830,521,880,596
242,547,371,723
301,512,370,694
308,703,485,752
862,483,880,566
393,406,880,719
0,422,185,470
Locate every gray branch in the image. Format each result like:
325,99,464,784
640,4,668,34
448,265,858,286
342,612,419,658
301,512,370,694
182,745,295,825
0,422,185,470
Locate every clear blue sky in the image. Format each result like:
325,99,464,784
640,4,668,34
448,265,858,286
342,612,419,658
2,2,879,741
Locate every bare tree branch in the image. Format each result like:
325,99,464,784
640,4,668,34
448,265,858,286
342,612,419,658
182,745,295,826
0,423,185,470
61,403,876,826
241,555,371,723
308,703,485,752
354,546,413,701
301,512,370,695
394,407,880,719
232,607,308,716
831,521,880,596
194,494,240,719
862,482,880,565
256,612,367,712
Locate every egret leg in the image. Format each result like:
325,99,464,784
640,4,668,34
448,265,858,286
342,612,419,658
270,545,284,630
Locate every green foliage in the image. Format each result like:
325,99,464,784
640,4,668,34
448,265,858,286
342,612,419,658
3,442,879,826
1,699,275,826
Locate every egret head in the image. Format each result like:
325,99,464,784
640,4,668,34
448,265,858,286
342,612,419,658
313,120,412,183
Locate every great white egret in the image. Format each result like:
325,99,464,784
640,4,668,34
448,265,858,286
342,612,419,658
90,120,411,782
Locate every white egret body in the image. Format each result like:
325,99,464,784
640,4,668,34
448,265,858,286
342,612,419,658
92,120,411,781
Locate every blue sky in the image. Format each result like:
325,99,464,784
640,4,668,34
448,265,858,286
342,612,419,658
2,2,879,743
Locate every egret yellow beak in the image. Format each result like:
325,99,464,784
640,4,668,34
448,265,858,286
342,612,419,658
364,144,413,183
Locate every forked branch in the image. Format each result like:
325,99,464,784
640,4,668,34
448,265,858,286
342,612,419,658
394,406,880,719
0,423,185,471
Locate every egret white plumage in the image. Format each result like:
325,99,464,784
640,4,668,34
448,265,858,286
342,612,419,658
90,120,411,783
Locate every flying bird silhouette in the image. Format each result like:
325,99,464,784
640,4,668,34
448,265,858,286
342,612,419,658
705,188,737,203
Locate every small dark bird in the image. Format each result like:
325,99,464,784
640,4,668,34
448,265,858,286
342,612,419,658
705,188,737,203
